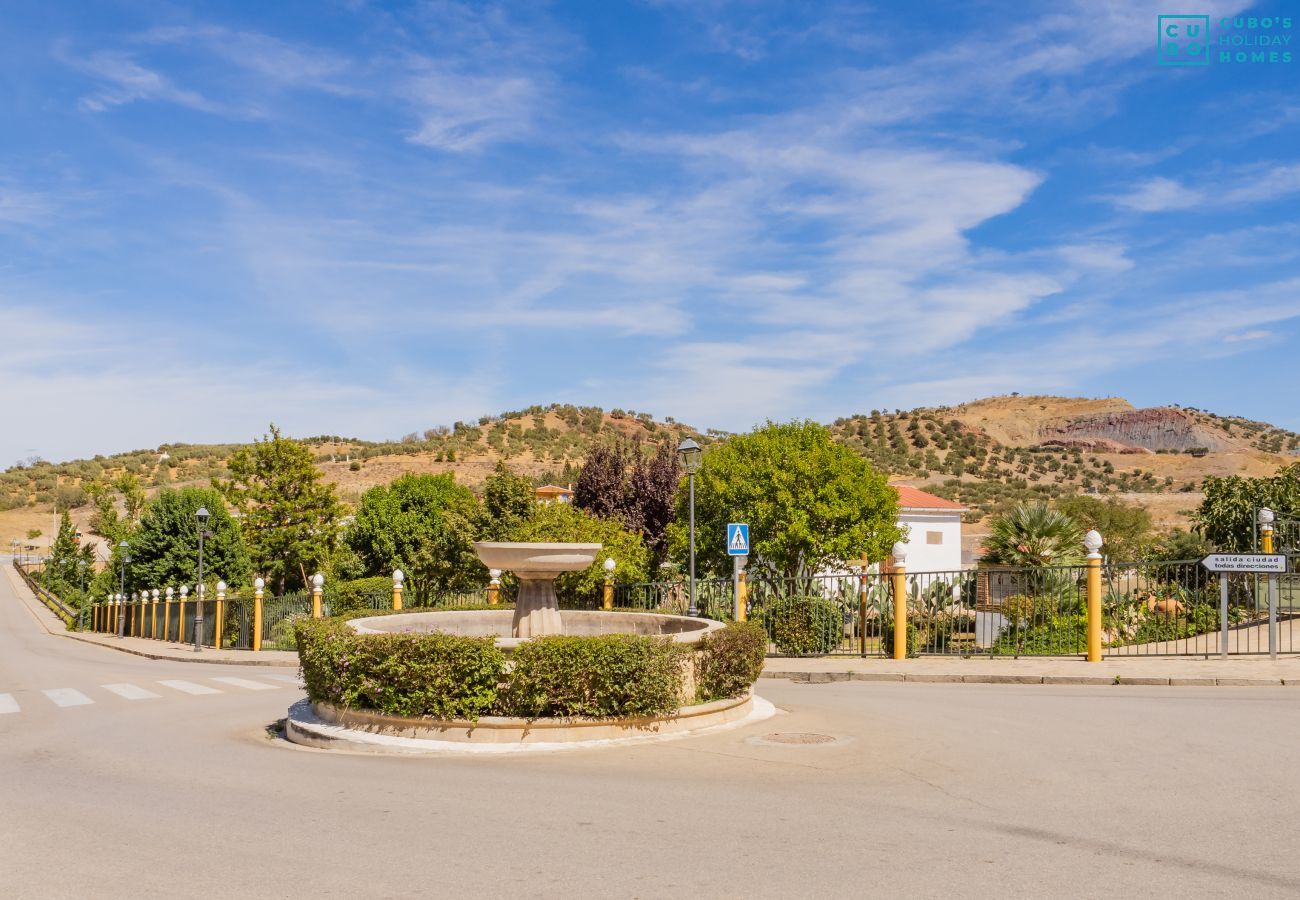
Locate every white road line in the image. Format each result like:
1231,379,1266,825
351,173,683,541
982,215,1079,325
262,674,302,684
209,677,278,691
158,680,222,696
101,683,160,701
43,688,94,708
0,693,19,714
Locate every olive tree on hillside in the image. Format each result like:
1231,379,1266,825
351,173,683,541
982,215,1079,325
672,421,902,580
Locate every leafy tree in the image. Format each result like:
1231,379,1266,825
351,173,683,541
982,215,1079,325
574,439,679,567
1194,464,1300,551
126,488,251,594
672,421,902,580
510,502,650,602
1055,495,1153,561
346,473,484,599
574,441,631,523
482,461,534,540
218,425,343,593
628,440,680,567
981,503,1085,567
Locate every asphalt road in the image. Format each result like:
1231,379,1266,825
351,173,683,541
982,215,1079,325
3,562,1299,900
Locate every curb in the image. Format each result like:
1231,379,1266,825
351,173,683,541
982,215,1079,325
760,671,1292,687
58,631,299,667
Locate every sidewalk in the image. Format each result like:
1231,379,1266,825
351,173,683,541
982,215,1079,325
3,562,298,667
760,654,1300,686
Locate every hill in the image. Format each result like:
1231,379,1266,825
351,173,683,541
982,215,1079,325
4,395,1297,552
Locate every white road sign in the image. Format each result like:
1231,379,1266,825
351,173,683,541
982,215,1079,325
1199,553,1286,573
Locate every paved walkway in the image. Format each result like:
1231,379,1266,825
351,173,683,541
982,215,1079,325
761,653,1300,686
9,563,1299,684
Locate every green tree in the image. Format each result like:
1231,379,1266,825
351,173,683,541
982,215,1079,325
346,473,484,599
44,511,95,603
126,488,251,593
672,421,901,580
1055,495,1153,561
510,502,650,602
1194,464,1300,551
981,503,1085,567
481,462,534,540
218,425,343,593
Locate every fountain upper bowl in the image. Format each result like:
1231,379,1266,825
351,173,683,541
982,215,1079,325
473,541,603,574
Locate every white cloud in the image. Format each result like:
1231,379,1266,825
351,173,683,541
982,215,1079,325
405,71,539,152
1223,330,1271,343
70,51,226,114
1108,176,1204,212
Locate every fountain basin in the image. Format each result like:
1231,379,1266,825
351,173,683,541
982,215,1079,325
348,609,723,651
473,541,602,574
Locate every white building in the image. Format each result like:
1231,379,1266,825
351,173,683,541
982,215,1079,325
890,485,965,573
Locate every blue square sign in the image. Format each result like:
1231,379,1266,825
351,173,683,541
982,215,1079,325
727,523,749,556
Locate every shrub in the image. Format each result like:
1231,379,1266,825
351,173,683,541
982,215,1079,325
500,634,687,719
295,618,505,720
881,621,920,658
696,621,767,701
328,576,394,615
761,596,843,655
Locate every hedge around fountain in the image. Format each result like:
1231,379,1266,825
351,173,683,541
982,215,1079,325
294,616,766,721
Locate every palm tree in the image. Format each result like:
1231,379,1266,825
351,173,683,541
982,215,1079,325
981,503,1085,568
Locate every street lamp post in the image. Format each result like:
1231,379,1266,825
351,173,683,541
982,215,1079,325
194,507,210,653
116,540,130,638
676,438,704,617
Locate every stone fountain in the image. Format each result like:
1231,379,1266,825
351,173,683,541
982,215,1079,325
472,541,601,638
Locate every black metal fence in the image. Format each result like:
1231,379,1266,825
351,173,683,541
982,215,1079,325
64,557,1300,659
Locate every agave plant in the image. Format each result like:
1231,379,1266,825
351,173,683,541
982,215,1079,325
981,503,1086,569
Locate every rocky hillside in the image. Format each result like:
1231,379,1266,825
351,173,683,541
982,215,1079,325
3,396,1296,549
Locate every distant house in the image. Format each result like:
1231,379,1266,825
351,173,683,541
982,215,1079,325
889,486,965,573
534,484,575,505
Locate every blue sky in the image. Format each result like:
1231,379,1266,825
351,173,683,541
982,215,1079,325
2,0,1298,465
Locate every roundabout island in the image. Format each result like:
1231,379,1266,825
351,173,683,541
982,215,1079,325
284,541,772,754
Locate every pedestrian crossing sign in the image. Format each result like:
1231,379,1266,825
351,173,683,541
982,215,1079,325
727,523,749,556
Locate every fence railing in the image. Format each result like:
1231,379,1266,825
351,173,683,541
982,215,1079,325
13,561,80,627
69,558,1298,659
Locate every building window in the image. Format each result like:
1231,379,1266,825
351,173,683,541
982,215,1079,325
926,531,943,545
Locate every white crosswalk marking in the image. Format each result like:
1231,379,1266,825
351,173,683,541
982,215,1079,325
262,674,302,684
158,680,222,696
102,683,160,701
209,677,277,691
0,693,19,714
44,688,93,708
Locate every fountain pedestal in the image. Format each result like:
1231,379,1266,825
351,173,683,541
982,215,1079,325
473,542,603,638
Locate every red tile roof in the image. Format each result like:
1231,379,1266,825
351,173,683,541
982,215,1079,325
893,485,965,511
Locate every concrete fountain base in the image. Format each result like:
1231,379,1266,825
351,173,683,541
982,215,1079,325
283,692,774,755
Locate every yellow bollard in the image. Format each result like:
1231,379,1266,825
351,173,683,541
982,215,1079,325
132,596,141,637
311,573,323,618
1085,530,1103,662
163,587,173,641
736,569,748,623
177,587,187,643
151,589,159,639
602,558,616,611
891,559,907,661
214,582,226,650
488,569,500,606
392,569,404,611
252,578,264,652
1262,526,1274,555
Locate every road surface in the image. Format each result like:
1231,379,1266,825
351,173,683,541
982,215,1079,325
2,559,1298,899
